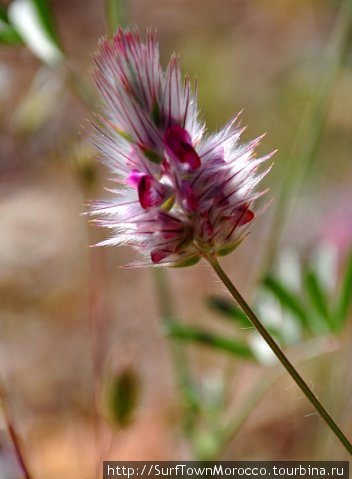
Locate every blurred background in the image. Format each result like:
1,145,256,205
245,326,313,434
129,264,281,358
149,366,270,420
1,0,352,477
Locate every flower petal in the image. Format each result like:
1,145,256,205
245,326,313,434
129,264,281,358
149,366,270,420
164,125,201,170
151,249,172,263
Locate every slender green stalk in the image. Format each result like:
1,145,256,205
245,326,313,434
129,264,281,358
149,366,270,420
207,255,352,456
0,380,32,479
104,0,128,36
212,375,275,460
62,63,96,110
212,336,339,459
262,0,352,273
153,269,199,425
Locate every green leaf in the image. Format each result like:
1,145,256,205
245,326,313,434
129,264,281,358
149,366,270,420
31,0,60,45
263,275,310,329
0,20,23,44
0,5,12,23
207,295,251,328
0,6,8,22
8,0,63,65
0,6,23,44
166,322,255,360
335,250,352,330
304,269,331,330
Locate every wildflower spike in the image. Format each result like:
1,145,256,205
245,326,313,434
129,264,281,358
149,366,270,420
89,29,273,266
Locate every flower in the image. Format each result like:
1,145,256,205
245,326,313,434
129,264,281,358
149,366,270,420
89,28,273,267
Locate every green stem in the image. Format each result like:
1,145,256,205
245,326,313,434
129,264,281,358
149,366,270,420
261,0,352,273
214,375,275,460
62,63,96,110
104,0,128,36
212,336,339,459
207,255,352,456
153,269,199,424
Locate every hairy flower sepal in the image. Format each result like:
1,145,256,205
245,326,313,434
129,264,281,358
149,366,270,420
172,255,201,268
216,233,247,257
141,147,163,165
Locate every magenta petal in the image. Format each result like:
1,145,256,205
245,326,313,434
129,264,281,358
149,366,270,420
186,194,198,211
180,181,198,211
127,169,145,188
165,125,191,148
137,175,168,209
164,125,201,170
151,249,172,263
180,142,201,170
201,219,214,240
237,206,254,226
238,209,254,225
138,175,154,209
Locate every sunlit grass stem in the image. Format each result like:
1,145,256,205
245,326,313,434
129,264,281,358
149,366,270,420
262,0,352,274
104,0,128,37
207,255,352,456
153,268,200,432
211,336,340,459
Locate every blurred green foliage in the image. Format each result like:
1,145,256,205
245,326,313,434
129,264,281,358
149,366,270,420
104,368,139,427
0,5,23,44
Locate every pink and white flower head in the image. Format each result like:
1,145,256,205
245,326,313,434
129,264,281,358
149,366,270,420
90,29,274,267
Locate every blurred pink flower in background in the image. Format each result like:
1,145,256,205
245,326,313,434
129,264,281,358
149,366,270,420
320,199,352,260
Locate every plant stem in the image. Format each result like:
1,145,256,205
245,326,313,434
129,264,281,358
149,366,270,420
0,380,32,479
212,335,339,459
260,0,352,274
207,255,352,456
62,63,96,110
214,375,276,460
104,0,128,36
153,269,199,424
